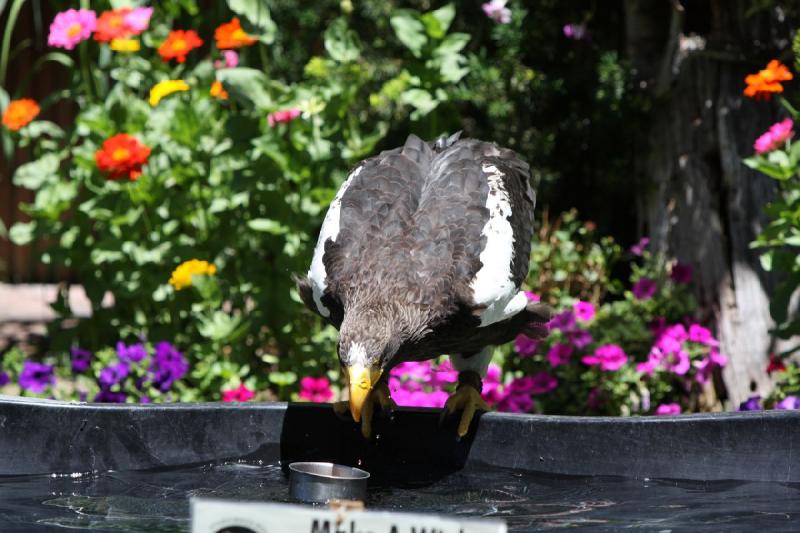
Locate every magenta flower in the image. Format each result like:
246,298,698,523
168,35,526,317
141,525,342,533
632,277,657,300
586,387,605,410
70,347,92,373
582,344,628,371
222,384,255,402
529,372,558,395
562,23,590,41
0,371,9,386
775,396,800,410
391,360,432,381
649,316,668,337
630,237,649,256
754,118,794,154
299,376,334,402
568,329,593,349
573,300,595,321
524,291,541,302
48,9,96,50
19,361,55,393
655,403,681,416
547,343,573,367
431,359,458,385
738,395,762,411
688,324,719,347
636,359,658,375
670,262,693,284
549,310,576,331
268,108,301,127
482,0,511,24
123,6,153,34
667,350,691,375
514,334,539,357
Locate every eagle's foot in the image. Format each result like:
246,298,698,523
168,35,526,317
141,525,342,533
334,382,396,439
443,371,490,438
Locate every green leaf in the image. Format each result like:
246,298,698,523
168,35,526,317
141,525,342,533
421,3,455,39
198,311,241,341
217,68,272,109
13,153,61,189
226,0,276,43
324,17,360,63
390,10,427,57
22,120,64,139
248,218,287,234
435,32,470,56
8,221,35,245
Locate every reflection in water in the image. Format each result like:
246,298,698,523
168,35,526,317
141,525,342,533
0,462,797,532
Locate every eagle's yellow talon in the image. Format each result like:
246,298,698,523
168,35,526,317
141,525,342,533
444,385,490,437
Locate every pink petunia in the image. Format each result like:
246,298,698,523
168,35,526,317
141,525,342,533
547,343,573,367
222,384,255,402
563,23,590,41
482,0,511,24
688,324,719,347
655,403,681,416
582,344,628,371
630,237,649,256
430,359,458,385
573,300,596,321
48,9,97,50
514,334,540,357
268,108,301,127
667,349,691,375
754,118,794,154
299,376,333,402
123,6,153,34
632,277,658,300
497,391,533,413
524,291,541,302
549,310,576,331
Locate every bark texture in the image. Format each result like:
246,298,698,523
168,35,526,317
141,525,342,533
625,0,797,405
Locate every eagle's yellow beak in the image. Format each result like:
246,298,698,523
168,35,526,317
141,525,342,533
346,365,382,422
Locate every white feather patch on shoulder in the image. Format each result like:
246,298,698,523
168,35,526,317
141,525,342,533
471,163,523,327
308,165,363,317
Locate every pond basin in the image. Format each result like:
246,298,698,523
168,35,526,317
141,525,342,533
0,396,798,531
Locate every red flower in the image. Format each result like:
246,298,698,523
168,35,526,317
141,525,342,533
767,353,786,374
222,384,255,402
94,8,131,42
158,30,204,63
95,133,150,181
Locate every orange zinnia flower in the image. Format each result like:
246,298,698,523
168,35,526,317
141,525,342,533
94,8,132,42
2,98,40,131
210,80,229,100
744,60,793,100
95,133,151,181
158,30,204,63
215,18,256,49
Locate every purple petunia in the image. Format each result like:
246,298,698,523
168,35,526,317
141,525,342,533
547,343,573,367
655,403,681,416
739,395,763,411
549,310,576,331
116,341,147,363
19,361,55,393
514,334,540,357
94,389,127,403
632,277,658,300
775,396,800,410
70,347,92,373
573,300,596,322
0,371,9,386
98,362,130,388
569,329,593,349
629,237,649,256
670,262,693,284
529,372,558,395
148,341,189,392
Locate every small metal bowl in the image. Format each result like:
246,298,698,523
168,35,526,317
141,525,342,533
288,462,369,503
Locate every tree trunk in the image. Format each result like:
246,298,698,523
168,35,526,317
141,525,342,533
625,0,797,406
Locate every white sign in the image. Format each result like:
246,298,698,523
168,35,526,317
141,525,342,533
191,498,506,533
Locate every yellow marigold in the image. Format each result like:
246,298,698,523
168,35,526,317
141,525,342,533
110,38,140,52
210,80,229,100
169,259,217,290
149,79,189,106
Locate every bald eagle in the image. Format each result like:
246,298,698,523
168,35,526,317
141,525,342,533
297,133,550,437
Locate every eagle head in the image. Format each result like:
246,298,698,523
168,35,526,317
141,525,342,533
338,314,400,422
